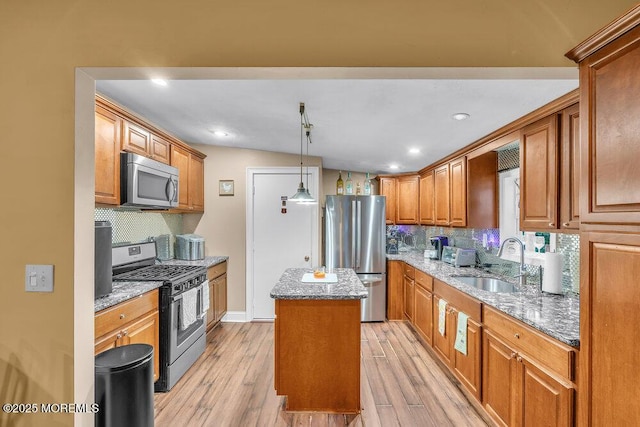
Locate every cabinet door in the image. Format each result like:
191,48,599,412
171,145,191,210
95,329,120,356
516,354,574,427
95,106,121,205
402,275,414,322
206,279,215,332
449,157,467,227
451,312,482,401
122,120,151,156
151,134,170,164
467,151,498,229
123,310,160,382
386,261,404,320
579,26,640,224
214,274,227,323
581,231,640,426
380,178,397,224
483,329,517,427
419,171,435,225
432,295,453,365
520,114,559,230
396,175,419,224
560,104,580,230
413,285,433,346
188,154,205,212
434,164,450,226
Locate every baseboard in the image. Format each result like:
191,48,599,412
221,311,247,322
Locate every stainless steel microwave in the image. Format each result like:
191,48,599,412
120,152,179,209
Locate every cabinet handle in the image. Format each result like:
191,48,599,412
116,333,122,339
510,352,517,359
516,356,523,363
549,222,555,227
514,333,520,339
119,314,125,320
563,222,570,227
122,330,128,336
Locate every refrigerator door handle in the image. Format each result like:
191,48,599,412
351,199,357,268
356,200,362,269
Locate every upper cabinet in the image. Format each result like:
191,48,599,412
419,170,435,225
466,150,497,229
379,177,397,224
434,163,450,226
396,175,419,224
559,103,580,230
449,157,467,227
95,95,206,211
95,106,122,206
520,114,559,230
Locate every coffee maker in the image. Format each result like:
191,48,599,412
429,236,449,260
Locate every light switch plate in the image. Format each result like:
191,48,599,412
25,265,54,292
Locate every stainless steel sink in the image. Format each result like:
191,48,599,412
454,276,518,293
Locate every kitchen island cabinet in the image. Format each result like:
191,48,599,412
270,268,367,413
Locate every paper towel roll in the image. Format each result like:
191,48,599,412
542,252,563,294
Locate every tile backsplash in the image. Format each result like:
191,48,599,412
387,224,580,295
95,208,183,258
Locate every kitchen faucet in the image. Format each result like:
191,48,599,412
497,237,528,287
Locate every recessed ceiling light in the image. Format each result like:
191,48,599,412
151,78,168,86
213,130,228,137
409,148,420,154
389,164,399,170
452,113,470,121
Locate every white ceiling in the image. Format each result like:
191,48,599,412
96,68,578,174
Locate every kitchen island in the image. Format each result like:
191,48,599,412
270,268,367,413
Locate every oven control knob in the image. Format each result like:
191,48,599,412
174,285,181,292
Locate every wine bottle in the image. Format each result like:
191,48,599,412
363,172,372,195
345,172,354,195
336,171,344,195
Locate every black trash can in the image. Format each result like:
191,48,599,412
95,344,154,427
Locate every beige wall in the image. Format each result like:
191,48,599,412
183,145,322,313
0,1,637,425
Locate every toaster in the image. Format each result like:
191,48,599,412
441,246,476,267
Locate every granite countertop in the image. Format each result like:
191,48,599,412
270,268,368,300
95,255,229,312
388,251,580,348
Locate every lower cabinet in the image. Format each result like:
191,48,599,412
95,289,160,382
413,269,433,346
403,272,415,322
482,306,576,427
206,261,227,334
386,260,404,320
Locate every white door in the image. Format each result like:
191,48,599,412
248,168,319,320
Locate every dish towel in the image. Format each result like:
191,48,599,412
454,311,469,356
202,282,210,313
180,287,198,331
438,299,448,336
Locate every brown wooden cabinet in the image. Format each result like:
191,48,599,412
419,170,435,225
386,260,404,320
95,289,160,381
520,114,559,231
95,105,122,205
482,306,576,427
274,298,361,413
378,177,397,224
413,269,433,346
402,264,415,322
122,119,152,158
150,133,171,164
449,156,467,227
559,103,580,231
396,175,419,224
466,151,498,229
434,163,450,226
171,144,205,212
206,261,227,335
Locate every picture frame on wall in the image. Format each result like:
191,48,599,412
219,180,234,196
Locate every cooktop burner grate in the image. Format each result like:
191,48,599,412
113,264,205,282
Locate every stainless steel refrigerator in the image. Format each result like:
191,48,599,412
325,195,386,321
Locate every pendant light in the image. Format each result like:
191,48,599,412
291,102,316,203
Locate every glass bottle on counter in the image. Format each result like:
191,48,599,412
363,172,372,195
356,182,362,195
336,171,344,195
345,172,354,195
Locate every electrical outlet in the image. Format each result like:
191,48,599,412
25,265,54,292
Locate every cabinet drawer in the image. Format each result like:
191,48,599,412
403,263,415,279
415,269,433,291
483,306,576,381
95,290,159,338
207,261,227,280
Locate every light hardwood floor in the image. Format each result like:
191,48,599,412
154,321,490,427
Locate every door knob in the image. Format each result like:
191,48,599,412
304,256,310,261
